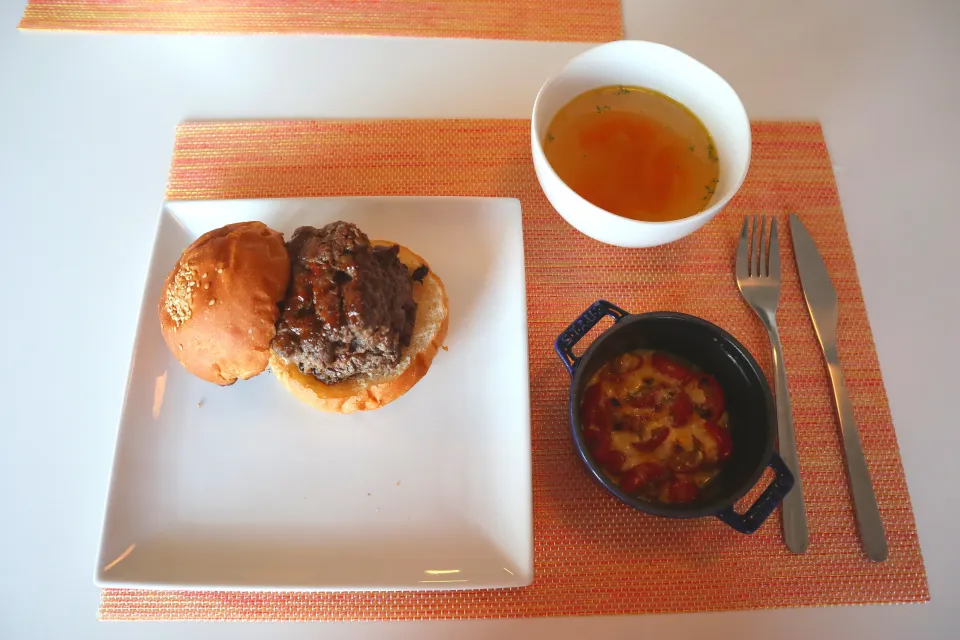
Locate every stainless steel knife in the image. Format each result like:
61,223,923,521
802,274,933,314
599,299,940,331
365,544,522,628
789,214,888,562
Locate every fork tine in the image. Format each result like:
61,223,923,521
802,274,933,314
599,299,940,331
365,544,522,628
769,217,780,279
749,215,757,277
736,216,750,280
758,216,767,276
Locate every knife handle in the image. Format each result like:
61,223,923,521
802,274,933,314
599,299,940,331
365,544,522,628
825,350,888,562
768,322,809,554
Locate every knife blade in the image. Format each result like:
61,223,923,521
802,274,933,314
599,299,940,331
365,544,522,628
790,214,888,562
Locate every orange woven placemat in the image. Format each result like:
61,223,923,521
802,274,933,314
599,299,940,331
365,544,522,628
100,119,926,620
19,0,622,41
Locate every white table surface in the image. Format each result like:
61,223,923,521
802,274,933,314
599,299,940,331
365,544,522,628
2,0,958,638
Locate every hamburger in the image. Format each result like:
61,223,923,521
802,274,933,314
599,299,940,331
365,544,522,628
268,222,449,413
158,219,448,412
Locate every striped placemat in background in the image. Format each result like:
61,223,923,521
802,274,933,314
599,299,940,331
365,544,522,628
99,119,926,620
19,0,622,41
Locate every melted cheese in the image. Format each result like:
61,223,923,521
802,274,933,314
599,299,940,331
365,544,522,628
587,350,727,486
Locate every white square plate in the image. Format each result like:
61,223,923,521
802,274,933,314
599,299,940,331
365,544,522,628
96,197,532,591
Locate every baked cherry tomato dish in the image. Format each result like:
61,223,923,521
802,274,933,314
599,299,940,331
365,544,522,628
580,349,733,504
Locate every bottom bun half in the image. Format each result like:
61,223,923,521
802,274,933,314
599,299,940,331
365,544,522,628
269,242,449,413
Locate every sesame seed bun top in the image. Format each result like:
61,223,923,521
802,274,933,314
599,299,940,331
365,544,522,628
158,221,290,385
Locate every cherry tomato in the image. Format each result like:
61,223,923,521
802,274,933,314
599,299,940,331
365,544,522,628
595,408,613,431
583,426,602,446
633,426,669,451
620,461,668,493
667,478,701,503
627,391,657,410
667,440,704,472
651,352,692,382
600,370,620,385
587,427,612,451
580,384,602,424
697,374,726,419
638,461,669,484
611,352,643,374
671,390,694,426
600,451,627,475
703,421,733,462
620,467,644,493
581,384,613,430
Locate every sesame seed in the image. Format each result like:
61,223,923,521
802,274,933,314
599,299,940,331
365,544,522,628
201,273,207,278
178,344,183,350
217,268,223,274
203,283,209,289
164,265,198,327
209,299,215,306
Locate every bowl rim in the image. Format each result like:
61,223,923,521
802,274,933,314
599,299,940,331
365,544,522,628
567,310,776,518
530,39,752,230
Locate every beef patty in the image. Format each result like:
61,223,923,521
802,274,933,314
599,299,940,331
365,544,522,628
271,222,417,385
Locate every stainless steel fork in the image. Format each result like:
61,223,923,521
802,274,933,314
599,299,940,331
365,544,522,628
736,215,809,553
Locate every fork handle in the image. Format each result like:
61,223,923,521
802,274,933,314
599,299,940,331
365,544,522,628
825,348,888,562
766,319,809,554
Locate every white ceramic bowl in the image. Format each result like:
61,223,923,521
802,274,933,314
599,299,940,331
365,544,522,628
531,40,751,248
